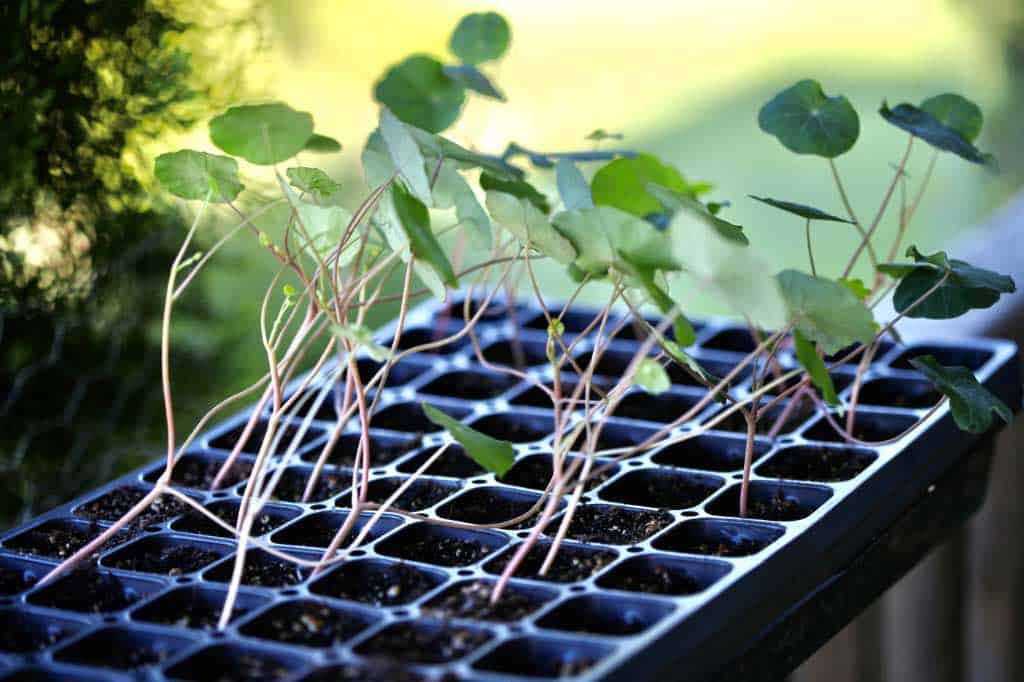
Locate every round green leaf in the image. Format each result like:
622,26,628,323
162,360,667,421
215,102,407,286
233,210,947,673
759,80,860,158
286,166,340,201
879,101,992,166
304,133,342,153
449,12,511,65
373,55,466,133
633,357,671,395
591,154,693,217
920,94,982,143
209,102,314,165
154,150,243,203
777,269,875,355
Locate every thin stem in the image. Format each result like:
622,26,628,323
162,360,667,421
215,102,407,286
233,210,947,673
804,218,817,276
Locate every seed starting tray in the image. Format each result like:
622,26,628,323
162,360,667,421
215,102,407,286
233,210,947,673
0,297,1019,681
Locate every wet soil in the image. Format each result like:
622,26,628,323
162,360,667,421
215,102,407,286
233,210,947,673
558,505,672,545
424,581,545,622
359,623,490,664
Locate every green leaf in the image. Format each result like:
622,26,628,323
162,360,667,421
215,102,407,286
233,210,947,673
627,268,697,346
286,167,340,201
449,11,511,65
748,195,851,223
889,246,1015,319
879,101,993,166
480,172,550,213
295,201,354,259
432,162,492,249
154,150,243,203
838,277,870,301
648,183,747,245
332,324,392,362
633,357,671,395
406,125,523,179
792,329,838,405
209,102,315,165
442,64,506,101
909,355,1011,433
555,158,593,211
669,204,787,329
485,190,576,264
552,205,678,277
422,402,515,476
758,80,859,158
304,133,342,153
920,94,983,143
380,107,433,207
591,154,697,217
374,55,466,133
776,269,875,355
391,184,457,288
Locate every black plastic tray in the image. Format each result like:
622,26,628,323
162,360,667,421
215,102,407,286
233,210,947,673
0,298,1019,681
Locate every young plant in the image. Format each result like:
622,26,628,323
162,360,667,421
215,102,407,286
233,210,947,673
37,12,1015,617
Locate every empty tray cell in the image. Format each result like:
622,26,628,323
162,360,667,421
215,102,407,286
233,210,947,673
102,535,230,576
0,609,83,654
28,569,162,613
613,313,704,343
525,308,602,334
131,584,269,630
239,598,376,648
0,555,46,595
537,593,674,636
472,635,613,679
760,367,854,398
396,443,485,478
665,355,752,389
612,388,705,424
599,468,724,509
296,663,425,682
701,327,764,354
355,356,430,390
206,549,311,588
443,296,527,322
436,486,552,530
890,343,992,371
370,400,472,433
706,481,833,521
652,433,770,472
208,418,326,456
549,504,673,545
303,431,421,468
376,523,508,567
854,376,943,409
73,486,189,530
480,337,555,368
484,540,616,583
165,643,305,681
569,418,658,457
597,554,730,596
708,398,817,435
574,347,638,379
652,518,785,557
825,340,895,365
172,500,299,539
422,579,555,622
503,453,620,492
803,409,919,443
356,620,492,664
756,444,878,482
420,369,518,400
309,558,445,606
52,625,192,670
144,452,253,490
386,323,469,355
266,465,350,503
271,511,401,549
3,519,121,560
355,476,461,512
508,376,611,410
469,411,555,443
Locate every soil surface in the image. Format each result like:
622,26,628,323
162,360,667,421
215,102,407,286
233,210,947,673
603,473,717,509
475,415,552,443
243,601,366,647
210,420,321,455
314,562,436,606
59,641,169,669
746,491,806,521
169,457,252,489
212,553,305,587
0,617,66,653
33,570,140,613
106,544,222,576
559,505,672,545
271,468,349,503
359,623,490,664
363,478,454,511
601,563,701,595
0,565,36,595
136,592,253,630
424,580,545,622
438,491,538,530
315,435,421,468
75,488,189,535
677,534,765,557
176,504,287,538
503,456,614,492
426,371,514,400
387,534,495,567
176,653,294,681
758,447,871,482
5,521,124,560
299,663,425,682
487,544,615,583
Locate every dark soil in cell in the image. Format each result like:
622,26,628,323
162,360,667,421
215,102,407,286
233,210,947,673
437,491,540,530
58,640,169,669
168,456,252,490
313,562,438,606
315,434,421,468
0,616,66,653
75,488,188,533
33,570,140,613
601,471,719,509
758,447,874,482
5,522,122,560
487,544,615,583
212,553,305,587
687,535,765,557
271,468,349,503
503,455,615,492
242,601,367,647
746,490,806,521
363,478,454,511
0,565,36,595
424,581,546,622
176,504,286,538
135,591,255,630
711,398,817,435
359,622,491,664
173,652,295,682
210,420,322,455
391,533,496,567
559,506,672,545
422,370,515,400
601,564,701,595
299,663,425,682
106,544,222,576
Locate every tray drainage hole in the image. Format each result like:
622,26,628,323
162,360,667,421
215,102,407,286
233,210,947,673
627,460,643,467
350,549,366,557
210,630,225,639
310,503,327,511
280,588,300,597
144,524,162,533
471,478,488,485
517,531,531,538
508,625,524,634
682,511,699,517
212,491,229,499
569,585,586,593
627,546,642,553
103,615,119,624
176,576,194,584
458,569,474,577
392,609,410,618
0,597,13,607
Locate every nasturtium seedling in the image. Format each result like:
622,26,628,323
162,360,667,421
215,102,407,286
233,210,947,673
485,190,576,265
209,102,314,165
910,355,1012,433
442,64,506,101
374,55,466,133
759,80,859,158
391,184,457,287
591,154,700,217
879,101,994,166
449,11,511,65
748,195,851,223
633,357,671,395
920,93,983,142
380,107,433,207
155,150,244,203
792,329,839,405
555,158,593,211
480,173,550,213
286,167,340,201
303,133,343,153
649,183,747,245
777,269,875,355
422,402,515,476
431,162,492,249
332,324,392,362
